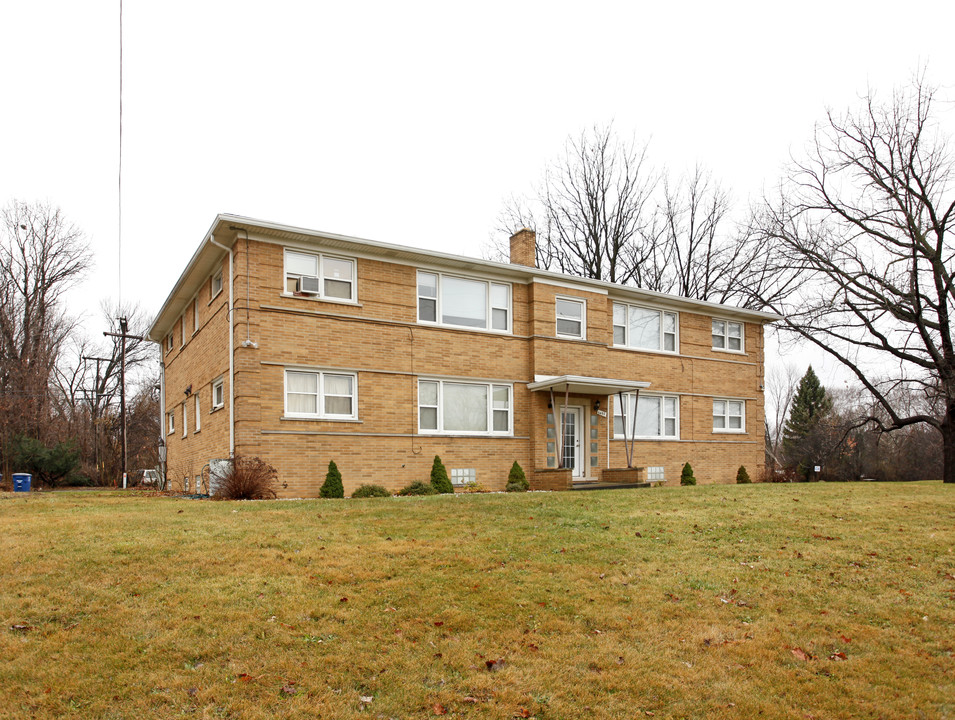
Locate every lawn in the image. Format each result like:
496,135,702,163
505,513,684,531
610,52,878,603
1,483,952,719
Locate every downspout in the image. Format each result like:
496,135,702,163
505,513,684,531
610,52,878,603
159,356,166,485
208,233,235,456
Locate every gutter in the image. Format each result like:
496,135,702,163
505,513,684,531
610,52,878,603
207,233,235,457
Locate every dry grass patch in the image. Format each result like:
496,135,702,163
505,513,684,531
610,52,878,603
0,483,953,719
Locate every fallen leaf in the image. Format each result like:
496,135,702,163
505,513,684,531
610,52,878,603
515,708,532,718
433,702,448,715
828,652,847,661
485,658,506,672
281,684,297,696
339,597,348,603
360,695,373,704
237,673,253,683
839,634,852,644
791,648,813,662
434,621,444,627
10,624,33,632
462,696,479,703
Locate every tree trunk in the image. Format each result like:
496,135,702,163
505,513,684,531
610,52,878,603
942,408,955,484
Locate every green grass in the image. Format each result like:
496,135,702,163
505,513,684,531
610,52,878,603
1,483,953,719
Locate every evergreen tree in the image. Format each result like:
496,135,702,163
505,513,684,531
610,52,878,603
782,366,833,480
430,455,453,494
680,462,696,486
320,460,344,498
736,465,752,484
505,461,529,492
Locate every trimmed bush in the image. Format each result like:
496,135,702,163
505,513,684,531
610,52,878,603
397,480,438,496
736,465,752,484
351,484,391,498
320,460,345,498
429,455,453,494
680,462,697,486
213,456,278,500
506,461,529,492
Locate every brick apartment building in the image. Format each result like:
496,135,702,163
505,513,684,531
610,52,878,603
147,214,778,496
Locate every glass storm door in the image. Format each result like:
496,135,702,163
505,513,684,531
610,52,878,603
561,407,583,477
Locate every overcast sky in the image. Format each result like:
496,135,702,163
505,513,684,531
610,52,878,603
2,0,953,388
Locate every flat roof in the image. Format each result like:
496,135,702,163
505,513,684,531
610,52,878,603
148,213,783,341
527,375,652,395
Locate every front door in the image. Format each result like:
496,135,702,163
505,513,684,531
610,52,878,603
560,407,584,478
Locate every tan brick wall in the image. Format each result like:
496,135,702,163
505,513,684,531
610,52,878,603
162,234,768,496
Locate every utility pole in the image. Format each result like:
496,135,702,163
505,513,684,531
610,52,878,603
82,355,113,485
104,317,144,488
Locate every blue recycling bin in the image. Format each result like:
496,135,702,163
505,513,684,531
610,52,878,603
12,473,31,492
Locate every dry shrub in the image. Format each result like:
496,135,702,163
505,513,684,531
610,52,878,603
213,456,278,500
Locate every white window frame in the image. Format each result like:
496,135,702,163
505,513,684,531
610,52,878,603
612,302,678,353
180,315,186,347
284,369,358,420
210,268,223,299
416,270,511,333
195,393,201,432
712,398,746,433
212,377,225,410
613,393,680,440
192,297,199,335
167,411,175,435
165,331,173,353
417,379,513,436
555,296,586,340
712,318,744,353
283,248,356,302
646,466,665,481
182,402,188,438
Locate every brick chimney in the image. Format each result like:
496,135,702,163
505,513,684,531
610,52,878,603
509,228,537,268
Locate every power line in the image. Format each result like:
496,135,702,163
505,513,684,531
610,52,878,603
118,0,123,306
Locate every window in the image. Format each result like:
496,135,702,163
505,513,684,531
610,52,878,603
285,370,357,419
450,468,477,486
712,319,744,352
182,402,188,438
713,399,745,432
193,298,199,335
284,249,355,301
647,466,665,481
613,393,679,439
183,476,190,493
212,377,225,410
418,379,511,435
613,303,677,352
211,269,223,298
167,411,175,435
556,297,585,339
417,271,510,332
180,315,186,347
195,394,201,432
165,331,173,353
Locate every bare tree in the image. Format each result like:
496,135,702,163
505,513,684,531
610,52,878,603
51,302,156,484
763,362,802,474
741,75,955,483
0,201,90,474
493,125,661,284
490,127,779,308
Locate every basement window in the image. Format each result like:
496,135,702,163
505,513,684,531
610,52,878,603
647,466,665,482
450,468,476,486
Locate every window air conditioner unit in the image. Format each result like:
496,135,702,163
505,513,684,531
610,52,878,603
298,275,320,294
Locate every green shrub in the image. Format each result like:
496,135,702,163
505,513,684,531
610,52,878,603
320,460,344,498
397,480,438,496
461,481,486,493
9,436,83,488
736,465,752,484
351,484,391,498
430,455,453,494
506,461,529,492
680,462,697,486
